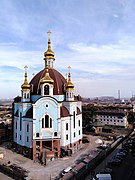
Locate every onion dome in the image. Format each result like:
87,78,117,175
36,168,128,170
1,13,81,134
66,66,74,90
44,30,55,60
40,65,54,84
21,66,30,90
30,68,67,95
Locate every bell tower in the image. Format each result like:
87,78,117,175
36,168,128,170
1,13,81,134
21,65,30,102
44,30,55,68
66,66,74,101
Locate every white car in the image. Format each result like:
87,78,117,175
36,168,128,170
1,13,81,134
93,173,112,180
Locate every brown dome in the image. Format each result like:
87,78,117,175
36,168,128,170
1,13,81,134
30,68,67,95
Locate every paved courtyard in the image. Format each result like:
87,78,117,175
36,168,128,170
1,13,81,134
0,135,104,180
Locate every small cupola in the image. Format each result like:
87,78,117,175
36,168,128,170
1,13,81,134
40,65,54,96
66,66,74,90
40,65,54,84
44,30,55,68
21,66,30,102
66,66,74,101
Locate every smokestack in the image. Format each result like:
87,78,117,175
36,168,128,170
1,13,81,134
118,90,120,100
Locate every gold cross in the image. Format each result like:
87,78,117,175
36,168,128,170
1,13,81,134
24,65,28,72
68,65,71,73
47,30,51,41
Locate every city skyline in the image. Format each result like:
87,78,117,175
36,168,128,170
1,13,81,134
1,0,135,98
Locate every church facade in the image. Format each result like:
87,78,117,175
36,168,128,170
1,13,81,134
12,31,82,161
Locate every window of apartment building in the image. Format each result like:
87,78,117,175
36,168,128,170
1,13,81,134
121,120,123,122
74,132,75,138
66,134,68,140
20,135,21,140
118,116,123,119
26,124,29,132
117,120,119,122
15,133,17,138
66,123,68,130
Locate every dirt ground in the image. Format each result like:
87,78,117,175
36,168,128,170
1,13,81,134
0,135,106,180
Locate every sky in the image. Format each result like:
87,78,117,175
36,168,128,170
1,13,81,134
1,0,135,99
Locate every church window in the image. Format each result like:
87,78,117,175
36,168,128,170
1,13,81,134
50,118,52,128
79,130,80,135
24,93,26,98
36,133,39,137
16,122,17,129
20,112,22,131
73,111,75,128
27,93,29,99
66,123,68,130
44,85,49,95
26,136,29,142
74,132,76,137
66,134,68,140
78,120,80,127
45,115,49,128
54,132,57,136
42,118,44,128
42,115,52,128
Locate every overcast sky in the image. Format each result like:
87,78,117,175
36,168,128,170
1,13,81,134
1,0,135,99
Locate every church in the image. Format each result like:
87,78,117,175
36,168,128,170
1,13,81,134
12,31,82,161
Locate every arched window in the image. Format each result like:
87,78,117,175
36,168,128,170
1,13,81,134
42,115,52,128
45,115,49,128
42,118,44,128
44,85,49,95
24,93,26,98
27,93,29,99
50,118,52,128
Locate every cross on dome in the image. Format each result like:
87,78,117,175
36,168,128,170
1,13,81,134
68,66,71,74
47,30,51,42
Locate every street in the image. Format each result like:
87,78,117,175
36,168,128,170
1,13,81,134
85,139,135,180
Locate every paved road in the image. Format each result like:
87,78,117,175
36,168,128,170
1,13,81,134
0,172,13,180
85,142,131,180
85,137,135,180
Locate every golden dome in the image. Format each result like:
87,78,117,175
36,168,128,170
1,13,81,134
44,30,55,60
66,73,74,90
21,66,30,90
40,66,54,84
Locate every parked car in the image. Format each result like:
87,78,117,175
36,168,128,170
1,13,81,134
116,152,125,157
93,173,112,180
61,166,72,177
112,155,123,161
108,159,122,166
